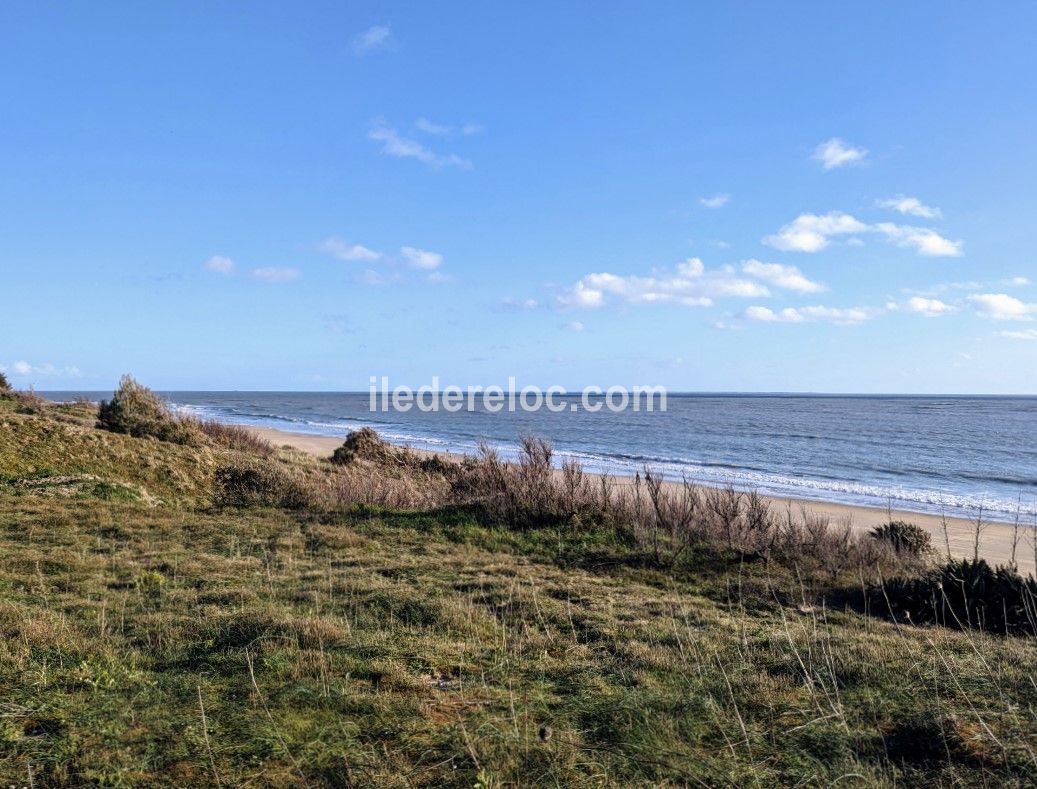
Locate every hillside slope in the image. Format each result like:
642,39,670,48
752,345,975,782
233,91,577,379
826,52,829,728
1,402,1035,786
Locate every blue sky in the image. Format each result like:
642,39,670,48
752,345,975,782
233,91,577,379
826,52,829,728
2,1,1036,393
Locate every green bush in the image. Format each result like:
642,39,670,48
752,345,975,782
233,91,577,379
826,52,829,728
872,558,1037,635
870,520,932,556
0,371,10,394
213,460,311,509
330,427,394,465
97,375,201,445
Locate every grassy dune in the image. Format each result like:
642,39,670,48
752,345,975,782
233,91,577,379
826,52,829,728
1,396,1036,786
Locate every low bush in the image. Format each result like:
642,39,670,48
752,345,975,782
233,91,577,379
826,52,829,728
330,427,397,465
212,460,312,509
871,520,932,556
198,419,273,456
97,375,202,445
872,558,1037,635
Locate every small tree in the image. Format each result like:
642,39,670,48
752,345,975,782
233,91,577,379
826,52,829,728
0,370,10,394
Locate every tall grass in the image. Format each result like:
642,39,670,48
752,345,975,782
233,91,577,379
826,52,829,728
197,419,273,456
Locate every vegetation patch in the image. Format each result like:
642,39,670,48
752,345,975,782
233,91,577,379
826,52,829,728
1,386,1036,785
97,374,202,445
871,558,1037,635
871,519,933,556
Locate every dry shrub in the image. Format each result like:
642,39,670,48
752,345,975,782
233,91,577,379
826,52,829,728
10,390,46,414
198,420,273,456
322,465,450,510
639,471,704,563
97,375,202,445
213,461,312,509
456,436,606,530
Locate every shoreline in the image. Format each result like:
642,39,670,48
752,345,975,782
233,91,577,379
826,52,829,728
253,425,1037,574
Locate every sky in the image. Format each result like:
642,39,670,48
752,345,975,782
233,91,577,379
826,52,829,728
2,1,1036,394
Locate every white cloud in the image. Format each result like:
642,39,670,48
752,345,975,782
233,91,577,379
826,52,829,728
502,297,540,311
204,255,234,274
1001,329,1037,340
874,223,962,257
567,321,585,332
763,212,868,252
741,260,825,293
877,195,942,219
414,118,484,137
562,281,607,308
764,212,962,256
369,120,472,169
319,236,381,262
250,267,300,283
699,194,730,209
352,25,393,57
415,117,451,136
813,138,867,170
743,306,805,323
557,258,769,310
400,246,443,270
907,277,1028,297
10,360,81,377
968,293,1037,321
900,296,955,317
744,304,876,325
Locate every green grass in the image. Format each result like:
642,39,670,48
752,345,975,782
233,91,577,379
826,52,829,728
1,400,1036,786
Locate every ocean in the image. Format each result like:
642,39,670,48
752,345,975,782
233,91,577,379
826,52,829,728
47,391,1037,523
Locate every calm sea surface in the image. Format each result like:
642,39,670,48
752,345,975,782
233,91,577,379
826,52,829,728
47,392,1037,523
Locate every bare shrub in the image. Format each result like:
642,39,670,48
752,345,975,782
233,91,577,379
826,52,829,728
647,472,703,564
198,420,274,456
560,457,588,520
10,389,46,414
705,486,745,549
515,435,556,526
742,490,776,553
452,437,612,531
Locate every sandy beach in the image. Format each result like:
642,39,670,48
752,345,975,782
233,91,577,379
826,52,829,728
254,426,1036,574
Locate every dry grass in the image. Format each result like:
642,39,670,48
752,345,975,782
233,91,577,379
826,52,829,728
2,398,1037,785
197,419,274,456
